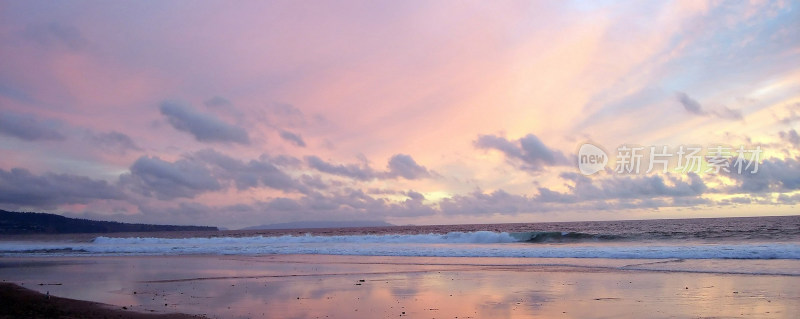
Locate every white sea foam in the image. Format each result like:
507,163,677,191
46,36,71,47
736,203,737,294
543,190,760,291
93,231,520,245
2,231,800,259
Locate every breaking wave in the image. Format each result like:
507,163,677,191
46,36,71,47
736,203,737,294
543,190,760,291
1,231,799,259
93,231,522,245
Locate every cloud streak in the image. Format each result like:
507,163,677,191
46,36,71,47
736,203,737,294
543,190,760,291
279,130,306,147
121,156,223,200
386,154,431,179
85,131,142,154
305,154,431,181
475,134,569,171
121,150,309,200
724,157,800,193
0,1,796,227
676,92,743,120
0,111,65,141
305,155,376,181
779,129,799,146
0,168,124,208
536,172,707,203
676,92,706,115
188,149,305,192
159,101,250,144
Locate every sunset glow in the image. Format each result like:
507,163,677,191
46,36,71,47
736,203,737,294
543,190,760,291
1,1,798,228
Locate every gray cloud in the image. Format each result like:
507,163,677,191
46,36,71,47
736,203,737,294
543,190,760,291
367,188,402,195
271,154,304,168
0,111,65,141
474,133,569,171
386,154,430,179
676,92,706,115
0,84,35,104
262,188,436,220
305,155,376,181
777,193,800,205
299,174,328,190
0,168,124,209
305,154,432,180
189,149,304,192
711,106,743,120
132,187,437,228
724,157,800,193
676,92,743,120
85,131,142,154
536,172,707,203
120,149,307,200
405,190,425,201
779,129,799,146
279,130,306,147
258,102,331,148
439,189,535,216
159,101,250,144
437,177,711,217
120,156,222,200
719,196,752,205
114,153,796,226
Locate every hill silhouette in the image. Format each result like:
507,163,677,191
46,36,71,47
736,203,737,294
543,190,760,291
0,210,217,234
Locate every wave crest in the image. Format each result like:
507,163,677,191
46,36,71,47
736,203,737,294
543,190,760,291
93,231,520,245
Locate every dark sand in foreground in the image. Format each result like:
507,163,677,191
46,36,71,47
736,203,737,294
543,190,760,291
1,255,798,318
0,282,205,319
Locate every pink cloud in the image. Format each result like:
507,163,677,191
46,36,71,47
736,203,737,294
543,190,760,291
1,1,798,227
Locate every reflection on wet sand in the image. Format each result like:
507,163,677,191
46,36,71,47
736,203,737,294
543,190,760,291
1,255,798,318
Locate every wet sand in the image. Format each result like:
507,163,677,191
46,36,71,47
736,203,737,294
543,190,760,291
1,255,798,318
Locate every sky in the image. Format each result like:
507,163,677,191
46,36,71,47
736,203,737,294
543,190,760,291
0,0,799,229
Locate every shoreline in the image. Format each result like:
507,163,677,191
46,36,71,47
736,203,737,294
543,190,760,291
2,254,798,318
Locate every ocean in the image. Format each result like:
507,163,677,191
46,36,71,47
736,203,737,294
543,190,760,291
2,215,799,261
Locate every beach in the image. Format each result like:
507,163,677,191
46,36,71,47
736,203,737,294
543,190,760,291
3,0,798,317
0,281,204,319
2,254,798,318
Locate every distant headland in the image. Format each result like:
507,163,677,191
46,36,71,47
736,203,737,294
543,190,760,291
0,210,218,234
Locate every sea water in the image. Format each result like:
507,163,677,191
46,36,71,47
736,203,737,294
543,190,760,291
2,215,798,261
